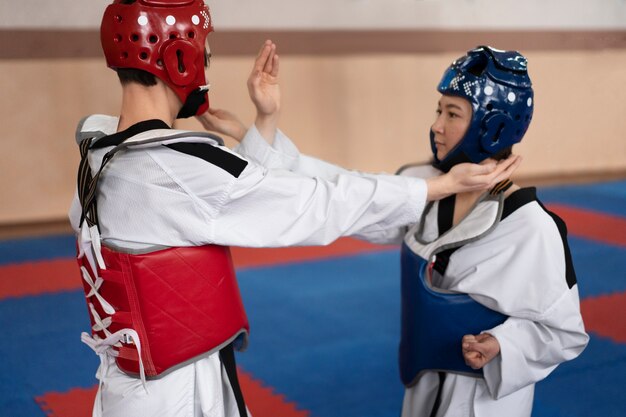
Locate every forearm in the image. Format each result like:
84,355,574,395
425,175,454,202
236,125,355,179
212,165,427,247
254,113,279,146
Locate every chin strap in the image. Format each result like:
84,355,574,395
432,151,473,173
176,84,210,119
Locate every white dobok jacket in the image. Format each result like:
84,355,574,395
239,130,589,417
69,115,430,417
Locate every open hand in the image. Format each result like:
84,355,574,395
426,155,522,201
196,108,247,142
247,40,280,118
450,155,522,192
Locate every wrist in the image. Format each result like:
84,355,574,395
254,113,279,144
425,175,453,202
233,123,247,142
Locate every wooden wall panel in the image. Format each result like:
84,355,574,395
1,49,625,225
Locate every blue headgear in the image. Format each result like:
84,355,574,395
431,46,534,172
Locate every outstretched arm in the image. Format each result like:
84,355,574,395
201,39,521,199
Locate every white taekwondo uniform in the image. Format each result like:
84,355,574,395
69,114,430,417
236,130,589,417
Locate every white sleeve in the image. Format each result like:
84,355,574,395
235,125,355,178
446,204,589,399
234,125,407,245
234,125,300,171
161,143,427,247
214,162,426,247
68,189,82,233
482,288,589,399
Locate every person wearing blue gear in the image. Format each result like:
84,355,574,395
395,46,587,417
218,44,588,417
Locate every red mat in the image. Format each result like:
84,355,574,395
35,368,309,417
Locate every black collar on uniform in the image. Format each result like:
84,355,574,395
437,186,537,234
501,187,537,220
437,194,456,235
90,119,171,149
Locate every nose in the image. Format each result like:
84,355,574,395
431,113,445,135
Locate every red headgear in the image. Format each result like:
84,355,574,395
101,0,214,118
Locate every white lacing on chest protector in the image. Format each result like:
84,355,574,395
78,225,149,401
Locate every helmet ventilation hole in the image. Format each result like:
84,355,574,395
188,31,195,39
139,52,149,60
169,33,178,40
463,53,488,77
114,15,122,23
149,35,158,44
114,34,122,43
515,114,521,121
121,52,128,59
131,33,139,42
486,103,494,111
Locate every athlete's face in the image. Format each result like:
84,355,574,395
431,95,472,160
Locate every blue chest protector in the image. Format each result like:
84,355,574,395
398,191,508,387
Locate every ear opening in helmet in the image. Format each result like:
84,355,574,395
492,123,505,144
176,49,186,73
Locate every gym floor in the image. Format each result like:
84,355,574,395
1,180,625,417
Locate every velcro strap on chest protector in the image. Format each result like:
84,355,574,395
79,244,249,378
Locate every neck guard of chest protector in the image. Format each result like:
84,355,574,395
78,244,249,378
101,0,213,118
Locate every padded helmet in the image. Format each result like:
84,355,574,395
101,0,214,118
431,46,534,172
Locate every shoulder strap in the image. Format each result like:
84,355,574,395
76,131,225,231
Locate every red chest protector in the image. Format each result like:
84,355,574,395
78,244,249,378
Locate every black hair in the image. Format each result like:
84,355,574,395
492,147,513,161
113,0,156,85
116,68,158,86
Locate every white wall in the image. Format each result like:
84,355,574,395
1,0,625,30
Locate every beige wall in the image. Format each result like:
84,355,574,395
1,48,625,225
2,0,625,30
